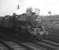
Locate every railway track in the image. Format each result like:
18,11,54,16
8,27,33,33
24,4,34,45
0,39,53,50
0,35,59,50
32,39,59,50
0,38,59,50
0,39,34,50
0,40,14,50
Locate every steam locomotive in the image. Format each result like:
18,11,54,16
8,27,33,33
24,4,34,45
0,12,48,43
0,14,37,42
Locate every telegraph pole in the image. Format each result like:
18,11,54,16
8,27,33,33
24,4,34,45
17,0,20,10
17,4,20,9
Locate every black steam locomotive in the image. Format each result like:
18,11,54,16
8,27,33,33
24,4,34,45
0,14,36,42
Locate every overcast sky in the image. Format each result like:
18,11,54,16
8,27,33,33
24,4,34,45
0,0,59,16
